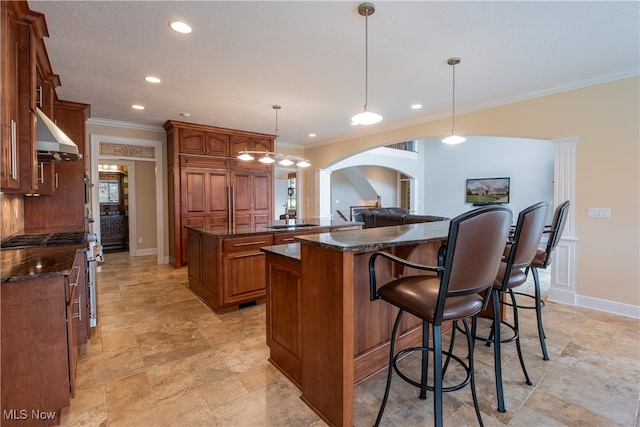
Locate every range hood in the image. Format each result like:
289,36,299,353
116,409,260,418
36,107,80,160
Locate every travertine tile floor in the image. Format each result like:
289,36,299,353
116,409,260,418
60,252,640,426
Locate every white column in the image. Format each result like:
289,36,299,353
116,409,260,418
314,169,332,218
548,137,578,305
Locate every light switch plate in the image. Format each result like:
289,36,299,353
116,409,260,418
587,208,611,218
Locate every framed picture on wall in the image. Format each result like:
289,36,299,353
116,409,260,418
465,177,510,205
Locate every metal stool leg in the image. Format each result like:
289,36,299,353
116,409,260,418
492,288,506,413
420,321,430,400
433,324,443,427
466,317,484,427
531,266,549,360
509,290,532,386
374,310,404,427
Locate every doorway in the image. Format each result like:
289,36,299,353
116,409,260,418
90,133,165,264
98,161,133,253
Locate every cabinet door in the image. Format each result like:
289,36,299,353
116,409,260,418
36,161,57,195
231,171,272,225
179,128,207,154
223,251,268,304
230,135,274,171
204,132,229,156
0,3,20,190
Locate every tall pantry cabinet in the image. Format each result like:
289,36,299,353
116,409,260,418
165,121,274,267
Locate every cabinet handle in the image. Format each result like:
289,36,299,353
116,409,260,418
232,252,263,258
36,86,43,108
73,295,82,321
281,238,295,242
39,162,44,183
55,173,59,188
10,120,17,180
233,240,266,247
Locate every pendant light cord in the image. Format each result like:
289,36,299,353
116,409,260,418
451,61,456,133
364,11,369,109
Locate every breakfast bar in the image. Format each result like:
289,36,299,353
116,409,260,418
262,221,451,427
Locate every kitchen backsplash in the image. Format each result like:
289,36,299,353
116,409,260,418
1,194,24,238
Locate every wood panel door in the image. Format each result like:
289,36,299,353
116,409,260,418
231,171,272,225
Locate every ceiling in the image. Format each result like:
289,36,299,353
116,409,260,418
29,1,639,148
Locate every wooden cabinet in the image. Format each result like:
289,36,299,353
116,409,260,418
1,1,20,190
100,215,128,250
1,248,86,426
165,120,275,267
1,1,87,201
36,160,58,195
265,250,303,387
187,229,273,313
179,128,230,156
24,100,90,230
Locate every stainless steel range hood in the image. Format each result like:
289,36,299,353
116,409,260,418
36,107,81,160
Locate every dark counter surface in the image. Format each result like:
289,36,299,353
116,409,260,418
1,244,86,282
295,220,450,252
260,243,301,261
186,218,362,238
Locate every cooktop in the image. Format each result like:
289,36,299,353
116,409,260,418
1,232,86,249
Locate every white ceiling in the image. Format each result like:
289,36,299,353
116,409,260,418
30,1,639,148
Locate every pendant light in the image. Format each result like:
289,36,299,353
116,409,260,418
236,105,311,168
442,57,466,145
351,3,382,126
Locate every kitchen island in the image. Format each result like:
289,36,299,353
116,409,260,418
185,218,361,313
262,221,451,427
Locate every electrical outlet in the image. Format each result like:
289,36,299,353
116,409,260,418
587,208,611,218
138,237,143,244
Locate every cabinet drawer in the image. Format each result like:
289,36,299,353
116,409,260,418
180,155,228,169
273,229,321,245
223,235,273,253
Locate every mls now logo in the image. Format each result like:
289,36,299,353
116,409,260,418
4,409,57,420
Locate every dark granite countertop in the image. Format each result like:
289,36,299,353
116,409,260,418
1,244,86,282
295,221,450,252
186,218,362,238
260,243,301,261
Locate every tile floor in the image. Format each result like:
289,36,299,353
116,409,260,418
60,252,640,426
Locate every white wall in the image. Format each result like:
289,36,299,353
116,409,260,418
331,166,398,219
423,136,554,220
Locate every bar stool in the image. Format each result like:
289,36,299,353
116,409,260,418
368,205,512,427
514,200,570,360
484,202,548,413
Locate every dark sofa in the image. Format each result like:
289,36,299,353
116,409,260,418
351,207,448,229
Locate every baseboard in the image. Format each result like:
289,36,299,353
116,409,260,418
134,248,157,256
548,288,576,305
575,295,640,319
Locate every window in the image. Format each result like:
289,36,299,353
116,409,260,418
99,180,120,204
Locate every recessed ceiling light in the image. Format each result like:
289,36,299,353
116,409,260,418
180,112,191,118
169,21,192,34
308,133,316,138
132,104,144,110
144,75,161,84
411,104,423,110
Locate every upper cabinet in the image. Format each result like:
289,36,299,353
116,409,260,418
0,1,83,197
1,2,20,190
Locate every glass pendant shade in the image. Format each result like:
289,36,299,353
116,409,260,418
351,108,383,125
296,160,311,168
237,151,254,161
278,158,294,166
259,153,275,164
442,134,466,145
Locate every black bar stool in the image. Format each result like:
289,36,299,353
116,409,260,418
483,202,548,413
514,200,570,361
368,205,513,427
